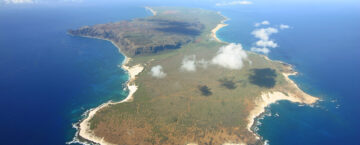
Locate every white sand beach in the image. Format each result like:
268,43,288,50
211,23,228,42
76,58,144,145
145,6,157,16
211,12,229,42
209,14,318,139
246,72,318,139
69,7,152,145
70,7,319,145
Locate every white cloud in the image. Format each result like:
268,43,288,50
251,47,270,54
279,24,290,29
261,20,270,25
216,0,252,6
3,0,34,4
197,58,209,69
181,55,197,72
256,40,278,48
150,65,166,78
255,20,270,27
250,27,279,54
251,27,278,40
179,56,209,71
212,43,248,70
251,23,290,54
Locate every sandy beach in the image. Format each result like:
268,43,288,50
211,12,229,42
145,6,157,16
209,14,319,140
246,72,319,139
73,57,143,145
211,23,228,42
68,7,152,145
68,34,144,145
68,7,319,145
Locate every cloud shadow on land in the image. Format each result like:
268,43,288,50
149,19,203,36
198,85,212,96
248,68,277,88
218,78,237,90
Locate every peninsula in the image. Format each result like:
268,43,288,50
70,7,318,145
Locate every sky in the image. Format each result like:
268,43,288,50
1,0,359,5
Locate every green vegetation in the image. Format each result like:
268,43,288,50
80,7,304,145
68,9,208,56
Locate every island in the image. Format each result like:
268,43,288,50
69,7,318,145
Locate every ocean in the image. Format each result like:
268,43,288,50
216,1,360,145
0,2,151,145
0,1,359,145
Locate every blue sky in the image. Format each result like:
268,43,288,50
1,0,359,5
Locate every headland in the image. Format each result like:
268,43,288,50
69,6,318,145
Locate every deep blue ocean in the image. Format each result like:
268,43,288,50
216,1,360,145
0,1,359,145
0,2,151,145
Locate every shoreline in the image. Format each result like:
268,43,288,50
245,44,319,142
211,12,229,43
67,9,230,145
145,6,157,16
246,72,319,140
67,7,320,145
210,11,319,143
68,6,157,145
67,33,144,145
